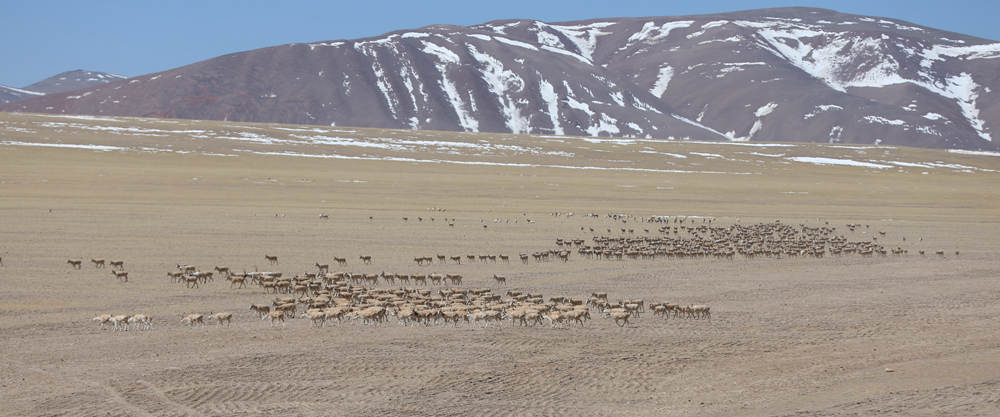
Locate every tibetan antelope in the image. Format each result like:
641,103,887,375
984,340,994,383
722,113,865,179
263,310,286,327
109,260,125,270
228,273,248,288
67,259,82,269
181,313,205,327
214,265,230,277
111,270,128,282
265,254,278,265
91,259,106,269
250,304,271,318
208,312,233,327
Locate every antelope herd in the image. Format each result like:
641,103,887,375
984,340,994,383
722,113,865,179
575,221,904,260
90,258,713,332
232,279,711,330
414,253,511,266
92,313,152,331
76,215,956,334
64,258,130,281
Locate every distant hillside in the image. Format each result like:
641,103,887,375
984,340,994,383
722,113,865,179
22,70,126,94
0,85,44,104
0,70,125,104
3,7,999,150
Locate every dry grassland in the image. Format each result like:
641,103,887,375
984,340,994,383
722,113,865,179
1,113,999,416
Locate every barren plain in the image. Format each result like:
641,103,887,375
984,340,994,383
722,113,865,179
1,112,999,416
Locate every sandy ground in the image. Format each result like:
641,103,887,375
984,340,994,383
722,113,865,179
2,114,1000,416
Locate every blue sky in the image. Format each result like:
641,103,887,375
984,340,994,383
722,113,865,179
2,0,996,87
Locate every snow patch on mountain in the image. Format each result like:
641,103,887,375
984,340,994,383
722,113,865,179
650,66,674,97
422,41,477,131
493,36,539,51
538,78,563,135
468,45,529,133
543,21,614,61
626,20,694,47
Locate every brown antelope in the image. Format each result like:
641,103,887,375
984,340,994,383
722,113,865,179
359,255,372,264
228,273,248,288
450,256,462,264
610,311,631,327
183,275,200,288
91,258,106,269
334,257,347,266
263,310,286,327
493,274,506,287
111,270,128,282
109,260,125,270
265,254,278,265
315,262,329,274
250,304,271,318
67,259,82,269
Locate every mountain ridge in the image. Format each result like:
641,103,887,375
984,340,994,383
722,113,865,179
0,70,125,104
3,7,998,150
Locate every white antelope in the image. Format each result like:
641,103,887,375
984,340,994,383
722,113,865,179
92,314,112,330
128,314,153,331
181,313,205,327
109,314,132,331
208,312,233,327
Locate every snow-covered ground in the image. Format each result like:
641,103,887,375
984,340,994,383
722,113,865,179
1,113,997,175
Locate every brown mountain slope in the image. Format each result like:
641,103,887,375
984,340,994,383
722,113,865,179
3,7,998,150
